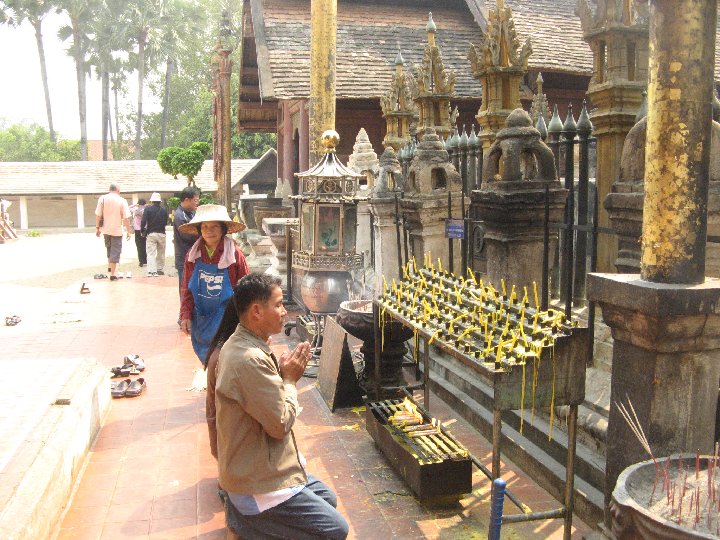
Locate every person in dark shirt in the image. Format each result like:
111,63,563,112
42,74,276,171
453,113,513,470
141,192,169,277
173,186,200,292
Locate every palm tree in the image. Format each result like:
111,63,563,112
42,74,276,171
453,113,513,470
1,0,56,143
157,0,206,149
127,0,170,159
56,0,97,160
87,0,131,160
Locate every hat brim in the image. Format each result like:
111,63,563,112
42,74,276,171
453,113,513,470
178,220,246,235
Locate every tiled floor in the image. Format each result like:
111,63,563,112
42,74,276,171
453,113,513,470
2,234,592,539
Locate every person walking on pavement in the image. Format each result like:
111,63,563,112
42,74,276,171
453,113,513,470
141,192,169,276
129,198,147,267
95,183,132,281
173,186,200,293
216,274,349,539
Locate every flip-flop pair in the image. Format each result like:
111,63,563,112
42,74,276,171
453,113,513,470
94,274,108,279
111,378,146,398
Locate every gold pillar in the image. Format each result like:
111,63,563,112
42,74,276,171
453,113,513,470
309,0,337,164
641,0,717,283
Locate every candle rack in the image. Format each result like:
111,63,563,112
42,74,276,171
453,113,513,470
373,259,587,539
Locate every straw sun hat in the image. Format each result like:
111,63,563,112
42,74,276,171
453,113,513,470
178,204,246,235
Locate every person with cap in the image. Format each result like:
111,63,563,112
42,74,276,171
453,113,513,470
95,183,132,281
141,192,169,277
179,204,250,365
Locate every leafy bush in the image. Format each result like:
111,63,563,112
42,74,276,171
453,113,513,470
199,192,214,205
171,148,206,185
189,141,210,156
157,147,183,177
166,196,180,211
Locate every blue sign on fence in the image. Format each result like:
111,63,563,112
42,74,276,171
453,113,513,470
445,219,464,239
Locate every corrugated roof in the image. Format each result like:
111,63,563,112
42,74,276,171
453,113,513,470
0,159,261,196
256,0,484,99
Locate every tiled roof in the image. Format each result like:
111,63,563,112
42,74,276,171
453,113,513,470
255,0,484,99
0,158,264,196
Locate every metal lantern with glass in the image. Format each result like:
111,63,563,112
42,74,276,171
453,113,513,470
292,130,365,370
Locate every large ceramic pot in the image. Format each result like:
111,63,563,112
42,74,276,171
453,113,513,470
611,454,717,539
253,200,291,233
300,271,351,313
238,194,269,230
335,299,413,396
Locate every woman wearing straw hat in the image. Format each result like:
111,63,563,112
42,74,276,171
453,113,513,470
179,204,249,365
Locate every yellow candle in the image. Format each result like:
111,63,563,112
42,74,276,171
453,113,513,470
501,279,507,298
412,256,418,273
383,275,388,294
438,258,443,273
533,281,540,308
467,266,476,283
522,286,529,305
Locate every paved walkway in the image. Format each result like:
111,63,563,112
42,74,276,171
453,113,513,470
1,232,591,539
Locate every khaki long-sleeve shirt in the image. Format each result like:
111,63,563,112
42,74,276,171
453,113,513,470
215,324,307,495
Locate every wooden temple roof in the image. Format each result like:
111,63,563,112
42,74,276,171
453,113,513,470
248,0,484,101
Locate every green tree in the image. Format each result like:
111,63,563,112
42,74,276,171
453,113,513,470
1,0,56,143
87,0,133,160
157,146,183,177
0,122,79,161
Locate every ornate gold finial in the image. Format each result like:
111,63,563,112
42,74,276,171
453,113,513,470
321,129,340,152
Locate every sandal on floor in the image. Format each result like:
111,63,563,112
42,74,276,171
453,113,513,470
5,315,21,326
111,378,131,398
123,354,145,372
80,283,90,294
110,366,131,378
124,377,146,397
94,274,108,279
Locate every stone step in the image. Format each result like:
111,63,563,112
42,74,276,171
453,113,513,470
0,358,110,540
424,351,605,529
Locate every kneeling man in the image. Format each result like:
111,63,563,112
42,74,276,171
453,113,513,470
216,273,349,539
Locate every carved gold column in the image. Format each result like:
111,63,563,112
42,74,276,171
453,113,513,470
309,0,337,164
641,0,717,283
578,0,648,272
587,1,720,528
469,0,532,155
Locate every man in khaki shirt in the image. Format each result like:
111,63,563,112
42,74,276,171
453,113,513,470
95,183,132,280
216,274,348,539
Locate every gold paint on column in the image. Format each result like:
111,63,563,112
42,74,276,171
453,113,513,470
309,0,337,164
641,0,717,283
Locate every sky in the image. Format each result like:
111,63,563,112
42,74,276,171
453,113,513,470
0,12,159,141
